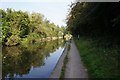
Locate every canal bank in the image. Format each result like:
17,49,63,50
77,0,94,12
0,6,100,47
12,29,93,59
49,41,70,78
49,40,88,78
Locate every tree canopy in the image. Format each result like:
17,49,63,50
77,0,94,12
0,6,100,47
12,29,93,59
0,8,65,46
66,2,120,41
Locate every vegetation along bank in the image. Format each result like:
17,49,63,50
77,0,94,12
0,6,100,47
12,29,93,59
66,2,120,78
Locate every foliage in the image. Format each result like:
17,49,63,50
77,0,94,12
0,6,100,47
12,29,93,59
67,2,120,78
66,2,120,43
1,8,65,46
5,35,20,46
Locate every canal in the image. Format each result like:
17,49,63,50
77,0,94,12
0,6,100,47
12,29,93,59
2,39,65,79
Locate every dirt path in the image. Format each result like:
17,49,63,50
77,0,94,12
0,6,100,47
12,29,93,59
50,40,88,78
64,40,88,78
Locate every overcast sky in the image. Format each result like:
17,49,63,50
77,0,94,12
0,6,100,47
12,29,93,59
0,0,75,26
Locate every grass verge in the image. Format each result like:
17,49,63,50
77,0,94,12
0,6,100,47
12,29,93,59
74,37,119,79
59,42,70,79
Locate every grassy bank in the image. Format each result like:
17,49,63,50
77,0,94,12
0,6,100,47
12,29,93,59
74,37,119,79
59,41,71,79
59,53,68,79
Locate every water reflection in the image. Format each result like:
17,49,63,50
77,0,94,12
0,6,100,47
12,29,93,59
2,39,65,79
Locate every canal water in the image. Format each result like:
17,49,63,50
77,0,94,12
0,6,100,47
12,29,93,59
2,39,65,79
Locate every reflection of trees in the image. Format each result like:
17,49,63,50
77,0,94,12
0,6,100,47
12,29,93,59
2,39,65,79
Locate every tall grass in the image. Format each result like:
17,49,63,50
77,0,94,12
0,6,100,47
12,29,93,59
74,37,119,79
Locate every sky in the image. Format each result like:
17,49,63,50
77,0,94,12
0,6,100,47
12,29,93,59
0,0,75,26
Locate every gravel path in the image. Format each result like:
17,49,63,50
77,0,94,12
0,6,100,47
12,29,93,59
64,40,88,78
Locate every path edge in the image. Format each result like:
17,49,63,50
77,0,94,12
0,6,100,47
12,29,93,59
49,42,69,78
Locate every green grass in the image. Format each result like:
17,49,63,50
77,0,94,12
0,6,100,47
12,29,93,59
59,52,69,79
59,43,70,79
59,55,68,79
74,37,119,79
